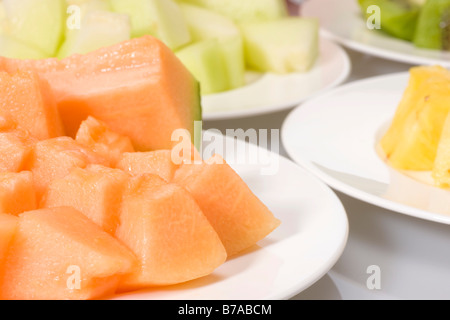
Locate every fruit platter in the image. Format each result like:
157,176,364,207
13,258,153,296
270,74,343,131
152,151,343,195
303,0,450,67
0,0,350,300
0,0,352,120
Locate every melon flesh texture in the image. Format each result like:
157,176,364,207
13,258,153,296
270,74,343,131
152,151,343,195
57,10,131,59
0,214,18,258
0,207,137,300
0,35,49,60
0,171,36,216
176,39,230,95
116,150,178,182
115,174,227,291
240,17,320,74
1,0,65,56
179,3,246,89
110,0,191,50
41,165,129,235
173,154,281,256
179,0,288,22
0,70,65,141
25,137,109,200
0,36,202,151
0,214,18,279
76,116,135,167
0,130,36,173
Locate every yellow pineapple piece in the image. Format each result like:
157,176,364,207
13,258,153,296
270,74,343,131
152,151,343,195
432,112,450,188
380,65,450,170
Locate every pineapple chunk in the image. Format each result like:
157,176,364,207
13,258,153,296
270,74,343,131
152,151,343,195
380,65,450,170
433,112,450,187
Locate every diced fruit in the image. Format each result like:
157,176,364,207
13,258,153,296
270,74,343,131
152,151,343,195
179,3,246,90
0,130,36,173
1,0,66,56
0,214,18,278
76,116,135,167
57,10,131,59
240,17,319,74
176,39,230,94
0,207,137,300
433,112,450,187
110,0,191,50
25,137,109,199
0,172,36,216
0,36,202,151
0,70,65,141
178,0,288,22
0,213,18,256
381,66,450,170
41,165,129,235
180,3,240,40
0,35,49,60
173,154,280,256
115,174,226,290
414,0,450,49
358,0,420,41
116,150,178,182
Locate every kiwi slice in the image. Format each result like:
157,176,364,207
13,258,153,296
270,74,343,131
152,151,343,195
358,0,420,41
414,0,450,50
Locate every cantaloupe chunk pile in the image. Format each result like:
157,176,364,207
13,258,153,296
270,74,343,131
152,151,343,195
0,36,280,300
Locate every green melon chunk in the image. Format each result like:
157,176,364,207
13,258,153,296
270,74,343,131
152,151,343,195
240,17,319,74
57,10,130,59
176,39,230,95
0,35,50,59
2,0,66,56
110,0,191,50
178,0,288,22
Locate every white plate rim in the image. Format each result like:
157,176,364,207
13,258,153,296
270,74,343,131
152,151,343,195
282,72,450,225
202,37,352,121
114,131,349,300
303,0,450,68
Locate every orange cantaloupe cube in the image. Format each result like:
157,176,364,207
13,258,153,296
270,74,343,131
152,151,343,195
0,130,36,173
76,116,135,167
1,36,201,151
0,171,36,216
0,70,64,141
24,137,109,199
0,214,19,278
0,207,137,300
173,154,281,256
115,174,226,291
116,150,178,182
41,165,129,235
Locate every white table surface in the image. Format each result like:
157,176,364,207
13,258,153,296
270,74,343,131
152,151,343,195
204,47,450,300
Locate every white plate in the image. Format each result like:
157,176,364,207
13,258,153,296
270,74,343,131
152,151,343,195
114,132,348,300
202,37,351,121
282,72,450,225
303,0,450,67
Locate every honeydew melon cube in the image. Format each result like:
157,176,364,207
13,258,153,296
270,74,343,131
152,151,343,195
0,35,49,59
179,3,245,89
2,0,66,56
110,0,191,50
240,17,320,74
176,39,229,95
178,0,288,22
57,10,131,59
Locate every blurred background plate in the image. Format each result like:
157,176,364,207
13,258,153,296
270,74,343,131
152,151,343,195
303,0,450,67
